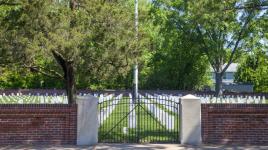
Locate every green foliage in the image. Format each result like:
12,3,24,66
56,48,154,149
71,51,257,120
0,66,64,89
235,50,268,92
0,0,142,90
0,0,267,91
143,0,210,90
149,0,267,93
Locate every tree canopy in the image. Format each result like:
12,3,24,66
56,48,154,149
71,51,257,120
150,0,268,95
0,0,142,103
235,49,268,92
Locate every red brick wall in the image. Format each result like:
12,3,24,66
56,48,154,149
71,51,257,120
0,104,77,145
202,104,268,145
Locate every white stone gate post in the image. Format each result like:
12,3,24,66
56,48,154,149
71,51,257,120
77,95,98,145
180,94,201,145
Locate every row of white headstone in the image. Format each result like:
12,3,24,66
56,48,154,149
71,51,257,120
197,95,266,104
149,94,180,103
0,92,266,104
0,93,115,104
0,93,64,96
98,94,123,126
98,94,114,103
145,94,179,114
139,94,175,130
50,96,68,104
144,93,267,104
0,94,68,104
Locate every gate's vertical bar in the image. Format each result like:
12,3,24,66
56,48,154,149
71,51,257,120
118,94,120,142
178,100,180,143
122,95,123,142
137,94,140,143
111,95,114,143
130,95,133,142
135,94,137,143
147,95,150,142
165,97,168,142
158,97,160,142
128,95,130,142
99,94,101,142
98,101,100,142
149,95,151,142
153,96,156,143
131,94,134,142
117,94,120,142
145,95,147,142
140,94,145,142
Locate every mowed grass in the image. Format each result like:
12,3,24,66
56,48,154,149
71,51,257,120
135,101,179,143
98,97,180,143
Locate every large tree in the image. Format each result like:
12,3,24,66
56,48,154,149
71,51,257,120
151,0,268,95
145,1,209,90
0,0,138,103
189,0,267,95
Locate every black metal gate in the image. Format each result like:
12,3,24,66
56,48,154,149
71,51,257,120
98,93,180,143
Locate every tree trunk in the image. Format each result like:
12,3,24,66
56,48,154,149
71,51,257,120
52,50,76,104
215,72,223,97
65,61,76,104
60,0,78,104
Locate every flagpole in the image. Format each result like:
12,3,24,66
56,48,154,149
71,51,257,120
133,0,139,100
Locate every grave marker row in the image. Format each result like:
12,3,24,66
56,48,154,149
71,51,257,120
139,94,174,130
